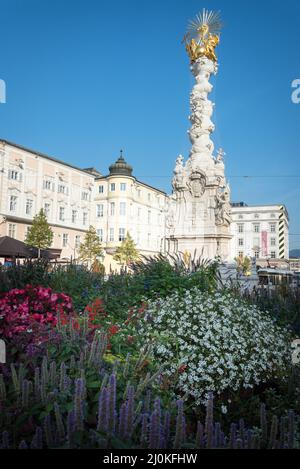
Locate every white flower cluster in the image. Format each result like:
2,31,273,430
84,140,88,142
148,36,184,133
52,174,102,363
138,288,291,404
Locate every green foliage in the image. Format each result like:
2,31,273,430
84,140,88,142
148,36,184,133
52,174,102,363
234,254,252,275
79,226,103,265
113,232,139,266
25,209,53,255
0,259,51,293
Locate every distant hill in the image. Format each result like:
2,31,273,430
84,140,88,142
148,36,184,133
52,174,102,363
290,249,300,258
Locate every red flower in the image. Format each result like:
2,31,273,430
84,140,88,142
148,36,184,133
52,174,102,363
108,324,119,335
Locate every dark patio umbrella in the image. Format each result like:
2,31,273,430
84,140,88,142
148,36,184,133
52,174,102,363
0,236,61,259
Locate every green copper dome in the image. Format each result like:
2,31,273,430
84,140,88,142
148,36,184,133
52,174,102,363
109,150,133,176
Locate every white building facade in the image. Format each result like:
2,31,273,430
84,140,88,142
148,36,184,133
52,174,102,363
0,140,166,270
230,203,289,261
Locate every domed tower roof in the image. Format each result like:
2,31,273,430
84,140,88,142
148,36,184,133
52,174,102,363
109,150,133,177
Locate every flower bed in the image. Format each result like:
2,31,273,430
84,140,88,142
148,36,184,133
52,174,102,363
138,288,292,404
0,285,73,352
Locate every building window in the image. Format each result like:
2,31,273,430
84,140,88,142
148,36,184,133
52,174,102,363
97,204,104,218
99,185,104,193
148,210,151,224
270,213,276,218
25,199,33,215
119,228,125,241
44,203,50,218
83,212,88,225
82,191,89,201
9,170,19,180
270,237,276,247
238,238,244,246
238,251,244,257
110,183,115,192
72,210,77,223
137,189,141,198
270,251,276,259
238,215,243,220
148,193,151,202
43,180,52,190
254,251,260,258
62,233,68,248
109,228,114,241
254,224,260,233
8,223,16,238
97,229,103,242
110,202,115,216
58,184,66,194
120,183,126,191
59,207,65,221
120,202,126,216
9,195,17,212
147,233,151,246
254,213,259,219
253,237,260,247
270,223,276,233
237,224,244,233
75,235,81,249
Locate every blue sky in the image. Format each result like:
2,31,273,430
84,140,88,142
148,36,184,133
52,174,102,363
1,0,300,249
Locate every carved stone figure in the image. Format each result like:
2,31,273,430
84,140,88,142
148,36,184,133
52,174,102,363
165,196,176,229
172,155,186,191
215,185,231,226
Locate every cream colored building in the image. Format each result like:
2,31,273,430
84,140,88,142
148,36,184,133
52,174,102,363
0,140,166,270
229,202,289,261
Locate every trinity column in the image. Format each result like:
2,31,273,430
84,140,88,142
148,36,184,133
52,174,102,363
166,9,232,261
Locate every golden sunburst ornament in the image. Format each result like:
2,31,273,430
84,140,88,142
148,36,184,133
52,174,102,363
187,9,222,40
183,9,223,63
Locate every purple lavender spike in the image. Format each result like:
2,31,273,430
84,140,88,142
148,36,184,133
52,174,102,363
229,422,237,449
214,422,221,448
97,387,108,433
118,401,127,438
74,378,85,432
107,374,117,436
43,414,53,448
149,408,161,449
1,431,9,449
30,426,43,449
268,415,278,449
140,413,149,448
67,410,76,449
164,411,170,448
288,411,295,449
173,400,185,449
124,386,135,440
195,421,204,449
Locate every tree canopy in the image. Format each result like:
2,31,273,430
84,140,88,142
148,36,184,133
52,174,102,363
79,225,103,266
25,209,53,257
113,232,139,266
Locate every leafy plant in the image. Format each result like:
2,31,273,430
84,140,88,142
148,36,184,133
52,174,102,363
79,226,103,267
25,209,53,258
113,232,139,267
